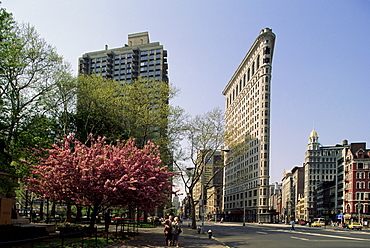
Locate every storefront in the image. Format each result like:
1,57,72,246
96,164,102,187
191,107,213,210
343,213,370,226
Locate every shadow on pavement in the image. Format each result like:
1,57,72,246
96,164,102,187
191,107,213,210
106,224,227,248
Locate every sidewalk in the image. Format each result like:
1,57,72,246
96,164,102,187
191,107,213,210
106,224,227,248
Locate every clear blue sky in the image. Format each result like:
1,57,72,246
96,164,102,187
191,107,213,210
3,0,370,183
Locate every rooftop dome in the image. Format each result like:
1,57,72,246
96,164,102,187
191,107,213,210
310,130,318,137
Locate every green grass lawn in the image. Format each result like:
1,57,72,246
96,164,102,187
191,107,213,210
34,236,120,248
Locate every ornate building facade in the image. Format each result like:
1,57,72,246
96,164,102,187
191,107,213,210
303,130,348,221
222,28,275,222
343,143,370,223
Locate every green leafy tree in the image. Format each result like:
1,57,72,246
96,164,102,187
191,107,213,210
76,75,126,143
0,7,20,197
0,9,76,196
120,77,178,164
77,76,181,166
42,65,77,136
0,6,17,135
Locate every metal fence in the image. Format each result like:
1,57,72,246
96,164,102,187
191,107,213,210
0,219,141,247
0,227,98,248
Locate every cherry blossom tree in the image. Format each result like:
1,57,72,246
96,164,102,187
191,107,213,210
25,134,173,228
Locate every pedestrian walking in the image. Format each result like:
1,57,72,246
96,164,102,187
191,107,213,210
171,217,182,247
104,209,111,232
290,220,295,231
163,215,173,246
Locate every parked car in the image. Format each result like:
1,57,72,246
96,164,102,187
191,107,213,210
311,222,323,227
347,222,363,230
299,220,307,225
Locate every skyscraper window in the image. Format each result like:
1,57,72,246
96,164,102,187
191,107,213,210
79,31,168,83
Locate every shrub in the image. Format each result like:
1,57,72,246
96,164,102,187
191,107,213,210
0,225,48,242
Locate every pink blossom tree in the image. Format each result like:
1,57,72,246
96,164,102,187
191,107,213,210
25,134,173,228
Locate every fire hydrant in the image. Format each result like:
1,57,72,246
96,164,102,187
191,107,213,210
208,229,212,239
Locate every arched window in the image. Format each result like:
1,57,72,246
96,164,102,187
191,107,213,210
346,204,351,213
263,47,270,54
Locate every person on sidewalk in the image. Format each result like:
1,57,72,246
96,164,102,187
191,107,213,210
104,209,111,232
290,219,295,231
164,215,173,246
171,217,182,247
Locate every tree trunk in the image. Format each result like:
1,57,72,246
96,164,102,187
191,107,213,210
75,205,82,223
190,197,197,229
136,207,140,223
39,201,44,221
51,202,56,218
89,203,100,229
66,203,72,222
87,205,91,219
143,211,148,223
128,206,134,221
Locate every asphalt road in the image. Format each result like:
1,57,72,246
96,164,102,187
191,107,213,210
193,221,370,248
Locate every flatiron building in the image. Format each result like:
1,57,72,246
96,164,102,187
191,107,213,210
222,28,275,223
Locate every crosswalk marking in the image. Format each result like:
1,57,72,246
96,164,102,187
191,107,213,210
272,229,370,241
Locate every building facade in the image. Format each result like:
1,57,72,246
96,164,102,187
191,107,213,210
280,132,370,224
193,151,223,221
281,169,293,223
172,195,180,212
343,142,370,224
222,28,275,223
79,32,168,83
303,130,348,221
269,182,282,223
281,166,304,222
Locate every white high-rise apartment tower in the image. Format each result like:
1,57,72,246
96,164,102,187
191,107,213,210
222,28,275,223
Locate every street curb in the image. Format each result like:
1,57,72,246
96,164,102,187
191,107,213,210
212,236,232,248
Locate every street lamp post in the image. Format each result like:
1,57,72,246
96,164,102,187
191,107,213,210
201,168,205,233
358,203,363,223
221,148,230,225
243,192,246,226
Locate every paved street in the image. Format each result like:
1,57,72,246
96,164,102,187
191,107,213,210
107,221,370,248
106,222,226,248
209,221,370,248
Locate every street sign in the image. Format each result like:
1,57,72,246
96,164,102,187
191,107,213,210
336,214,343,220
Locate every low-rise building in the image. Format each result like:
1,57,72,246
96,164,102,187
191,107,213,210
193,151,223,220
269,182,282,223
281,166,304,222
343,142,370,224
